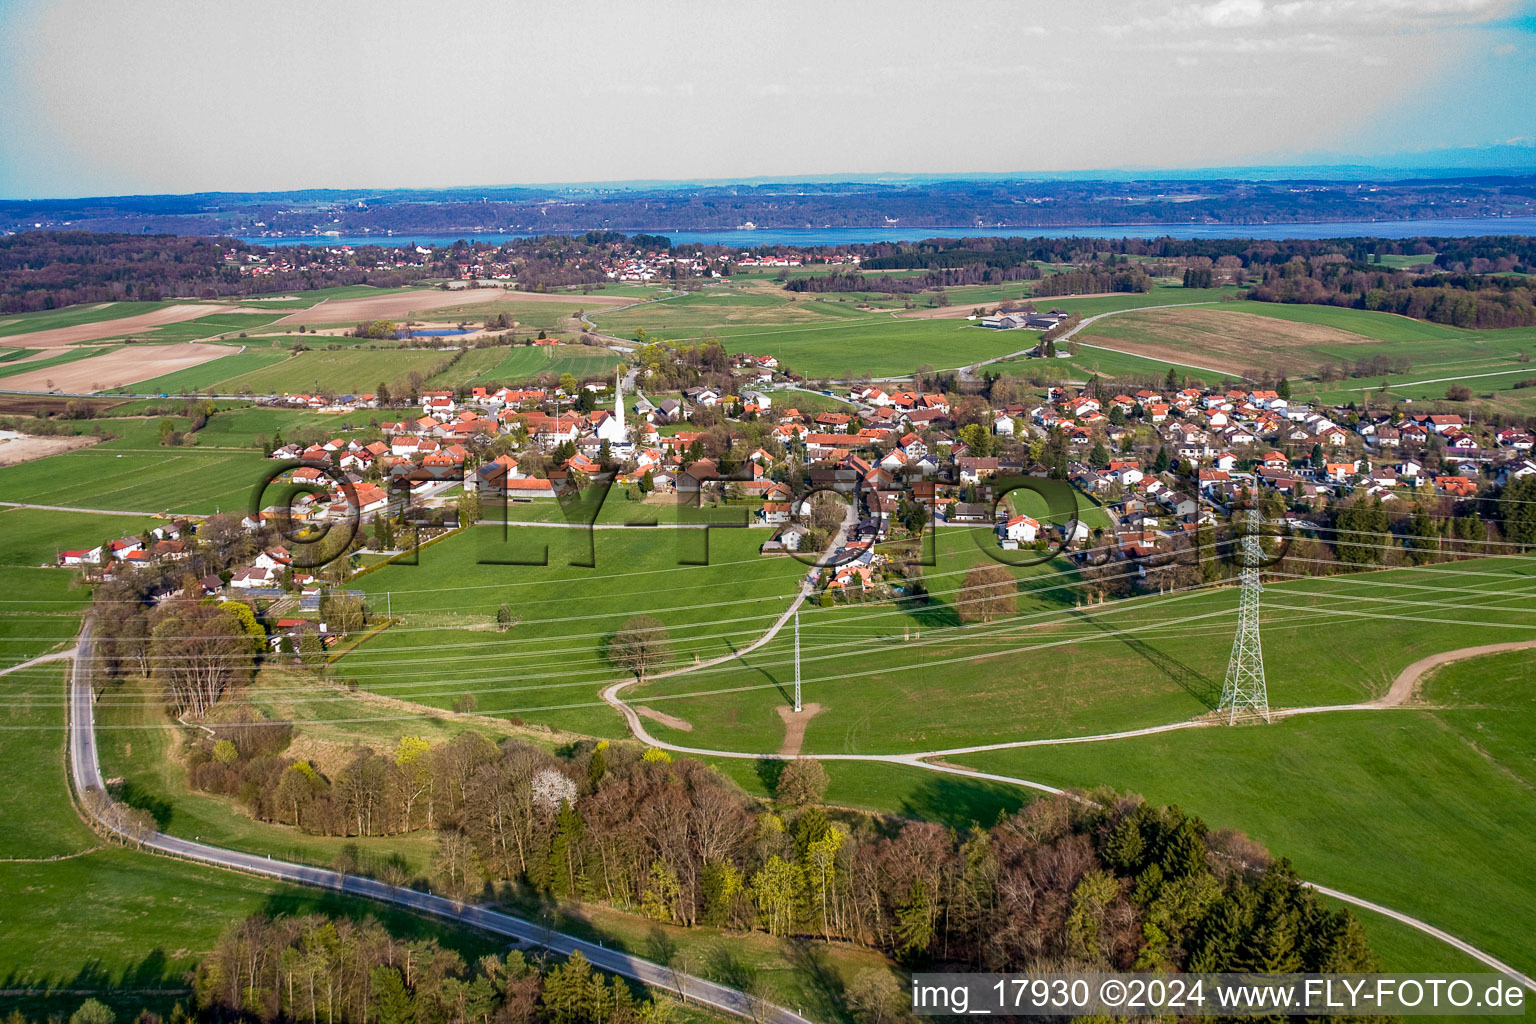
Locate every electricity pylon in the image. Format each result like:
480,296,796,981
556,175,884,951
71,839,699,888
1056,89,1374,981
1219,507,1271,724
793,611,802,713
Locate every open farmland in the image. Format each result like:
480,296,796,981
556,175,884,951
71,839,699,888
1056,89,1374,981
275,286,631,327
129,311,284,344
1077,299,1536,399
0,342,238,393
592,284,1238,378
0,443,269,514
0,303,243,348
107,345,290,394
211,346,457,395
0,301,174,341
1077,305,1381,375
430,343,621,386
330,525,807,736
954,647,1536,979
632,555,1536,756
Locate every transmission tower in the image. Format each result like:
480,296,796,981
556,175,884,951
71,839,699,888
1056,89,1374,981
793,611,802,713
1219,507,1271,724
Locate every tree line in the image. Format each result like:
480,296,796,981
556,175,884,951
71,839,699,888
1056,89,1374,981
192,914,671,1024
178,719,1377,976
0,232,433,313
783,264,1040,295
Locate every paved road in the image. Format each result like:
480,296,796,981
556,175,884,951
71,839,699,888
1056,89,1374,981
64,627,811,1024
600,617,1536,990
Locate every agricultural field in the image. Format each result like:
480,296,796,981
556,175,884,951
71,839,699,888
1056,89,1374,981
593,284,1237,378
0,440,270,514
331,525,809,736
1,343,239,394
0,344,123,381
274,286,631,328
1076,299,1536,412
0,301,175,341
631,555,1536,756
128,311,284,344
212,346,458,395
108,345,290,394
953,646,1536,979
431,343,622,387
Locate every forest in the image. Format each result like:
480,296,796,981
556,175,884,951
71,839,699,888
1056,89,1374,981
0,233,433,312
138,704,1380,980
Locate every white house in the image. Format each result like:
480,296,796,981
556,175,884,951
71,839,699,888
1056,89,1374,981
230,566,276,589
1004,514,1040,544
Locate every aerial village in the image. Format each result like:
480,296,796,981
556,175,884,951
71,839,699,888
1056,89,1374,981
58,334,1536,625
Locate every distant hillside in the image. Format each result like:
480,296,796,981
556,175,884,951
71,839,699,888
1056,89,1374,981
3,174,1535,237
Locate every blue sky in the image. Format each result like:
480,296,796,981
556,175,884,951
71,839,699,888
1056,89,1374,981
1,0,1533,199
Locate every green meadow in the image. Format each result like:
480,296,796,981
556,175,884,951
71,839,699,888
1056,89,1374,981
592,284,1237,378
432,343,622,387
0,442,270,514
633,555,1536,756
112,346,291,394
953,646,1536,979
331,525,807,736
129,311,285,344
212,346,457,395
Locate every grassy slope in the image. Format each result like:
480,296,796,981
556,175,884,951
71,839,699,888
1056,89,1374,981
952,647,1536,978
592,284,1236,378
331,525,807,736
635,555,1536,755
0,442,269,514
432,344,621,387
213,347,454,395
107,348,290,394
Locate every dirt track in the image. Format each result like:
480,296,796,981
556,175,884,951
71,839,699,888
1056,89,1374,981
1371,640,1536,707
776,702,824,755
635,706,693,732
1,304,231,349
277,288,630,326
2,342,235,393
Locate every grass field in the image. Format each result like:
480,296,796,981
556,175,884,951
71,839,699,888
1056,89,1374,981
0,502,506,1009
130,312,284,344
213,347,457,395
329,525,808,736
952,646,1536,978
1072,299,1536,411
109,346,291,394
592,284,1237,378
431,343,622,387
0,441,270,514
631,555,1536,756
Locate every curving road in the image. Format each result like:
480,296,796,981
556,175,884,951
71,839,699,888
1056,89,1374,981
601,621,1536,989
64,628,811,1024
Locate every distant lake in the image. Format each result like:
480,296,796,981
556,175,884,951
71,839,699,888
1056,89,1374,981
401,328,473,337
243,216,1536,249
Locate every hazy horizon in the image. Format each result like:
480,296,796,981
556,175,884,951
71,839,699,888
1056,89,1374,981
2,0,1535,200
